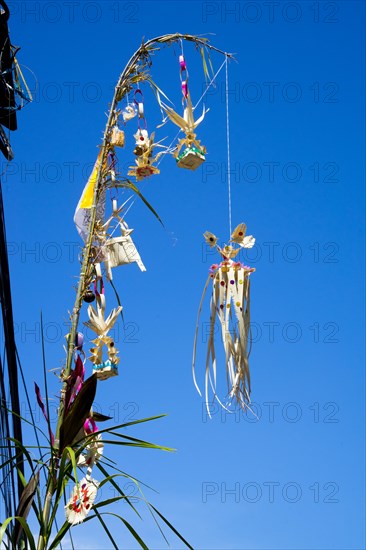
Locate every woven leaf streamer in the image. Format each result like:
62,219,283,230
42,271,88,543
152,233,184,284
193,224,256,415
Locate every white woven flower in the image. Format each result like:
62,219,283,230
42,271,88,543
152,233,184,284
65,477,99,525
77,434,104,467
241,235,255,248
230,223,255,249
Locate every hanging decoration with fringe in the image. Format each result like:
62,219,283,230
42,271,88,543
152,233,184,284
192,57,257,417
192,224,256,415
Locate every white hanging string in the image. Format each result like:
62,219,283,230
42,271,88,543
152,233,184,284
225,57,232,236
156,128,181,168
194,58,226,110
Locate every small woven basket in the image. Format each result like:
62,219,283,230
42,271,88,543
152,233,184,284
111,126,125,147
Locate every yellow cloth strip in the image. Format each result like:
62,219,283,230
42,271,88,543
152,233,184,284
80,151,103,209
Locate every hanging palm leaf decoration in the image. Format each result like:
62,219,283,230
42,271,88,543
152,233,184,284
193,223,256,415
84,282,122,380
127,88,167,181
162,54,208,170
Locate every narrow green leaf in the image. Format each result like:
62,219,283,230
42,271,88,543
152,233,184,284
200,46,210,83
48,521,71,550
92,495,129,509
128,181,163,226
7,438,42,475
0,517,36,550
119,517,148,550
149,504,194,550
49,446,80,535
108,431,175,451
4,406,51,442
73,414,167,451
111,180,163,226
0,451,22,471
94,510,119,550
101,439,172,451
109,279,125,324
96,463,142,518
84,513,148,550
97,459,155,493
87,414,167,437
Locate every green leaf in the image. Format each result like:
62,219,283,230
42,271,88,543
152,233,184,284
9,443,45,533
4,406,51,443
48,446,80,535
48,521,71,550
149,504,194,550
84,512,148,550
102,436,173,452
109,431,174,448
127,180,163,226
119,517,148,550
0,517,36,550
73,414,167,452
108,279,124,324
92,495,129,509
0,450,22,471
95,464,142,518
7,438,45,477
89,414,167,436
97,459,156,493
147,76,174,107
200,46,210,84
94,510,119,550
111,180,163,226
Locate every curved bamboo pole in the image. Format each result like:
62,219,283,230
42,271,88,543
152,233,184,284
56,33,232,443
37,34,231,550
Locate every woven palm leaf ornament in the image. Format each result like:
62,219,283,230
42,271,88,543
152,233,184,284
65,476,99,525
128,88,167,181
192,224,256,414
192,59,257,416
84,278,122,380
92,198,146,281
162,53,208,170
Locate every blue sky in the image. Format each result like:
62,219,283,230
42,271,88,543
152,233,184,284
1,1,365,549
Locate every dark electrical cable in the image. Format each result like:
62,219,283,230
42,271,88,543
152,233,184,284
0,177,24,509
